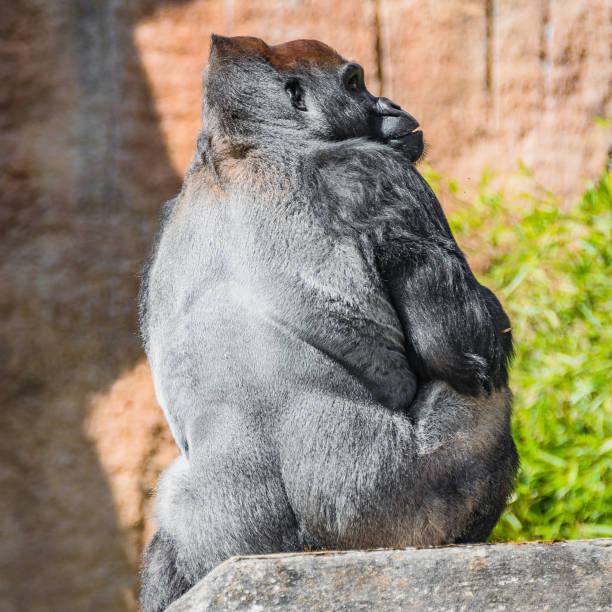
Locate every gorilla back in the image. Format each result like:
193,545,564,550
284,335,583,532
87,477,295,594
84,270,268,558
139,35,517,611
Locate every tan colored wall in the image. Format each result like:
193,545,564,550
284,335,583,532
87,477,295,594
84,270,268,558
0,1,609,610
136,0,610,199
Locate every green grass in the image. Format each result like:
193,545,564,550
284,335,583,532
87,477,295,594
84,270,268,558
425,165,612,541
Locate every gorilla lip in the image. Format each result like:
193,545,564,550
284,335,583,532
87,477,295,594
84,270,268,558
397,128,422,139
378,112,421,141
388,128,423,146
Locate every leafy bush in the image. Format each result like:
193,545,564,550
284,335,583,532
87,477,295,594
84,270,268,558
426,166,612,541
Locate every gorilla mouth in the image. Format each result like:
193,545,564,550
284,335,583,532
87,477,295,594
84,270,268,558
375,112,424,162
394,128,422,140
389,129,424,163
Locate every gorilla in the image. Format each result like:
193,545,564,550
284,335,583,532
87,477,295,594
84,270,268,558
139,35,517,611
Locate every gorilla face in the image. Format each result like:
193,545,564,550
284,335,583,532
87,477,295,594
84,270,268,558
285,60,424,162
203,35,424,163
337,62,424,162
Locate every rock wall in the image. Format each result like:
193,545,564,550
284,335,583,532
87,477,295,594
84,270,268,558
0,1,609,610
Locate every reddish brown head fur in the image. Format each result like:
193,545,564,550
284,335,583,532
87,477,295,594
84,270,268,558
209,35,346,71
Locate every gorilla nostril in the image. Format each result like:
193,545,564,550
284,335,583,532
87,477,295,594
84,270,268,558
376,97,402,115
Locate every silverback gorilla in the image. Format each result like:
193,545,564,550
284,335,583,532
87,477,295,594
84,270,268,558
139,35,517,610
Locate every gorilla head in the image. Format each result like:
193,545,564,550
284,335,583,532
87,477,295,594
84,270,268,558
202,35,424,162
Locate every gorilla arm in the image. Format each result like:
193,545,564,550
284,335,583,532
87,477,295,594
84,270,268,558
380,171,513,397
279,142,517,547
310,141,512,398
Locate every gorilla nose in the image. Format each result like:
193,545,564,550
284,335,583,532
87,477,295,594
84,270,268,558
376,97,403,116
374,97,420,143
375,97,420,137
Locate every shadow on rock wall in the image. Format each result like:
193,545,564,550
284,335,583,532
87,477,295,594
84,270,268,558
0,1,189,609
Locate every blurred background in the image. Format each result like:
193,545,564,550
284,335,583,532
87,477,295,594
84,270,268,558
0,1,610,610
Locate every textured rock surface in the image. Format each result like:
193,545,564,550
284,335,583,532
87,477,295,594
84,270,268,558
169,540,612,611
0,1,609,610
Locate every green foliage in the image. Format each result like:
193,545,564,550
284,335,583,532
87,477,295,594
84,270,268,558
426,166,612,541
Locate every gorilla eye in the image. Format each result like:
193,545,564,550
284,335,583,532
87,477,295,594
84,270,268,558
285,79,307,111
343,65,364,92
342,64,364,92
348,74,360,90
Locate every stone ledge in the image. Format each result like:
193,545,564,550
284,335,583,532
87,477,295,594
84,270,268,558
168,538,611,611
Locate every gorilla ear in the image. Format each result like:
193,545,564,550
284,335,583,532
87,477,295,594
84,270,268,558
285,79,307,111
